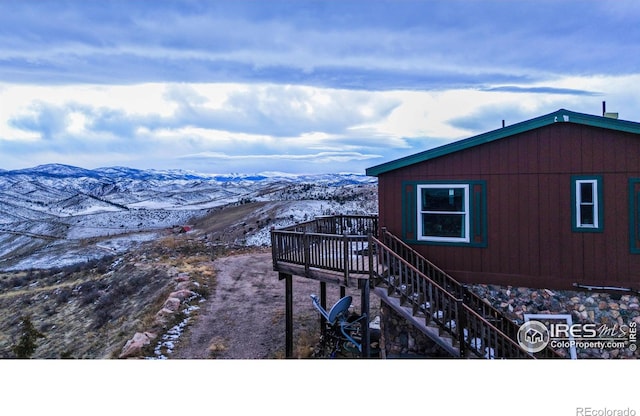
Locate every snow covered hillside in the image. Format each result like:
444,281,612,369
0,164,377,270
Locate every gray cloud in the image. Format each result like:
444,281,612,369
9,102,69,140
176,150,387,175
2,84,406,172
448,106,537,133
181,151,381,162
482,86,602,96
1,1,639,88
21,84,401,139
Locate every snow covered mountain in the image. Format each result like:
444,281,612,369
0,164,377,271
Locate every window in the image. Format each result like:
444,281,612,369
572,176,603,232
417,184,470,243
577,180,598,227
402,180,486,246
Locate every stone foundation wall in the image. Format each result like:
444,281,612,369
377,285,640,359
470,284,640,359
379,300,450,358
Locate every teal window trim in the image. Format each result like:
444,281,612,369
402,180,487,247
417,184,470,243
571,175,604,233
629,179,640,254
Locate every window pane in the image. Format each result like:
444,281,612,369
580,182,593,203
422,188,464,212
580,205,594,225
422,213,465,238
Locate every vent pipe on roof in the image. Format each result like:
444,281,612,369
602,101,619,119
502,119,505,128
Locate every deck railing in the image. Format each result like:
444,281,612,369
277,214,378,236
271,231,371,275
271,215,378,284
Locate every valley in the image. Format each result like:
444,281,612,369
0,164,377,271
0,164,378,359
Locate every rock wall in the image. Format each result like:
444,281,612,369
470,284,640,359
379,300,451,358
378,285,640,359
119,271,201,359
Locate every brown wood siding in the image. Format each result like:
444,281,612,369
377,123,640,290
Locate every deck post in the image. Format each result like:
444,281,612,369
360,278,370,358
270,227,277,270
367,233,374,286
281,272,293,358
303,232,310,276
320,281,327,342
343,233,350,286
456,298,467,358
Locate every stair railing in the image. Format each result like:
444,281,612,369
378,228,563,359
370,235,534,359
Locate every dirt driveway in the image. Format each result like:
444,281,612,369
172,249,363,359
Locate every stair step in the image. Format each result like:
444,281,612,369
378,239,538,358
375,279,503,359
373,286,461,358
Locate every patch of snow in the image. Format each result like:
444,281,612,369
150,304,200,360
369,316,381,330
485,347,496,359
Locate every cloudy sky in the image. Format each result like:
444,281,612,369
1,0,639,174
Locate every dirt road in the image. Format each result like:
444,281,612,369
172,249,355,359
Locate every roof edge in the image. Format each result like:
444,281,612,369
366,109,640,177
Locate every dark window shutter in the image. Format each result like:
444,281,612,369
471,181,487,247
402,183,416,241
630,179,640,254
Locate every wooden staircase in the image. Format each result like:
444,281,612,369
270,215,564,359
369,229,563,359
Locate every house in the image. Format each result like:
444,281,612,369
524,328,544,344
366,109,640,291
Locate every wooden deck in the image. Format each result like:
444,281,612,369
271,215,379,287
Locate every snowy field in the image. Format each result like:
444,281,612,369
0,165,377,271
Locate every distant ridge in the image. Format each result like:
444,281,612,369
5,164,100,179
0,164,376,185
